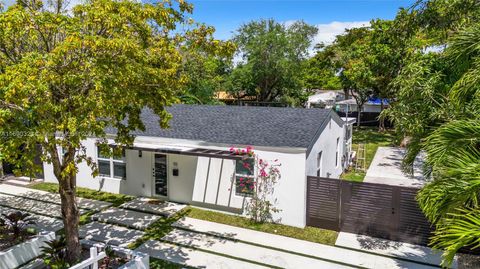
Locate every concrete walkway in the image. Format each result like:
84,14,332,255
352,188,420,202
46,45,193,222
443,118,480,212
364,147,427,187
120,197,186,217
0,192,87,218
0,205,63,233
163,228,349,269
137,240,270,269
0,184,112,211
91,207,160,230
336,232,456,268
171,217,441,269
79,221,145,247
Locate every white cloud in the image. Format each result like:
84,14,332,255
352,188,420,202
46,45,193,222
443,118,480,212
314,21,370,46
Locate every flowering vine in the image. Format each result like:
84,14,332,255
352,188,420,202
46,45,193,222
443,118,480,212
229,146,282,223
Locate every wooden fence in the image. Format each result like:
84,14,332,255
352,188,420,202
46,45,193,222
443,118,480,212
306,176,433,245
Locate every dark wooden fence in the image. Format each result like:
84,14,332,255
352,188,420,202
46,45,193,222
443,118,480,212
306,176,433,245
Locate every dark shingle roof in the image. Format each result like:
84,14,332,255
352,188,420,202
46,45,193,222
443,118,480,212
111,105,333,148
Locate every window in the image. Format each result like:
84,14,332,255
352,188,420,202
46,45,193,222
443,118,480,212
316,151,323,177
97,146,126,179
336,137,340,167
235,158,255,196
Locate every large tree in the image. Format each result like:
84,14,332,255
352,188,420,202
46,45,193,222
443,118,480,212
229,19,318,106
303,43,341,92
0,0,231,262
328,27,374,126
179,48,233,104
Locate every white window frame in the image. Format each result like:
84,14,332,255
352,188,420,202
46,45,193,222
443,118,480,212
97,146,126,180
316,151,323,177
234,158,255,197
336,137,340,168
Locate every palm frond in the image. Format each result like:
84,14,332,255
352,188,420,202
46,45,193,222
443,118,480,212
430,209,480,267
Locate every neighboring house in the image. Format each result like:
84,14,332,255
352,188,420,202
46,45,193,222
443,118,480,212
335,97,391,126
306,90,346,109
43,105,352,228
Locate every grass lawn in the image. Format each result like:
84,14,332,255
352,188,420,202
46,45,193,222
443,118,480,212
30,182,134,207
341,127,395,182
185,206,338,245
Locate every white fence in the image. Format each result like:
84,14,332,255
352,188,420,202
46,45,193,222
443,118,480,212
68,244,150,269
69,247,107,269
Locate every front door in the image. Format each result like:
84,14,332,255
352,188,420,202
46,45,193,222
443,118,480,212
153,154,168,197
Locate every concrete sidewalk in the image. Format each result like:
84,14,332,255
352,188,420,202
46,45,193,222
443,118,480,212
137,240,271,269
163,228,349,269
173,217,441,269
335,232,457,268
0,205,63,233
0,192,87,218
91,207,160,230
0,184,112,211
120,197,186,217
79,221,144,247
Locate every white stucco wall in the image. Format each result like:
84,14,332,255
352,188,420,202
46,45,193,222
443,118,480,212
306,116,346,178
43,138,126,193
43,135,318,228
168,154,197,204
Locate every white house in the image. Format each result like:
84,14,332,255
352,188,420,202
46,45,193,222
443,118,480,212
43,105,352,228
306,90,346,109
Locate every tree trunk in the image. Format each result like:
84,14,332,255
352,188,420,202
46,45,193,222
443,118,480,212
59,174,81,263
344,89,350,100
0,160,4,178
357,105,362,127
379,98,385,131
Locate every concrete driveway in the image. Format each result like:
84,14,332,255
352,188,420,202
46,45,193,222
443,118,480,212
364,147,428,187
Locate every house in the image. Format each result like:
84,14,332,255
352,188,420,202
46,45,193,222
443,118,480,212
306,90,346,109
335,97,391,126
42,105,352,228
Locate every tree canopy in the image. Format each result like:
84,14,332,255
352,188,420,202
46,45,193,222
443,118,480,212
0,0,232,262
228,19,318,106
382,0,480,265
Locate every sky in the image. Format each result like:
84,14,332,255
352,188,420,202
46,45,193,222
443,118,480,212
2,0,415,45
187,0,415,43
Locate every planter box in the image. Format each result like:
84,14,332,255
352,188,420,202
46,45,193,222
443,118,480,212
0,231,55,269
81,240,149,269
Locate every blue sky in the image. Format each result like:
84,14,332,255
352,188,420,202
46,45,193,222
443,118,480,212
2,0,415,43
188,0,414,41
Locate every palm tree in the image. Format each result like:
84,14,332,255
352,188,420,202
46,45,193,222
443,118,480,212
412,24,480,266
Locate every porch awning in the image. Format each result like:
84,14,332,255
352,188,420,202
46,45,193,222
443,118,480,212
111,142,243,160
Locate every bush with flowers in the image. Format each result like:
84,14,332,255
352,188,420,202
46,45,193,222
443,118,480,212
229,146,281,223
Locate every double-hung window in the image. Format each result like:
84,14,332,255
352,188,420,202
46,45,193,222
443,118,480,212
97,147,126,179
235,158,255,196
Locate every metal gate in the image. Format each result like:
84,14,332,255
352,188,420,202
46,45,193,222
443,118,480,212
306,176,433,245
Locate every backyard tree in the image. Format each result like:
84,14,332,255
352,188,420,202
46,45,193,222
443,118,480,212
179,50,233,105
330,27,374,126
0,0,233,262
229,19,318,106
303,44,342,92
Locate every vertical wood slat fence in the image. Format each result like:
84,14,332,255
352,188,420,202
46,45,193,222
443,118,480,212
306,176,433,245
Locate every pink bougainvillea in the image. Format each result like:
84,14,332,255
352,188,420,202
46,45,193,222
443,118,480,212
229,146,281,223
